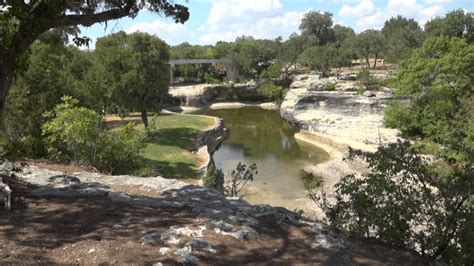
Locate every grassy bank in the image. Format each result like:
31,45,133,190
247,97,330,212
137,114,214,178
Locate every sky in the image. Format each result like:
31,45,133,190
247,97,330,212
80,0,473,48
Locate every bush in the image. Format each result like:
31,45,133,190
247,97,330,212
323,83,336,91
257,81,285,102
204,73,221,84
42,96,103,163
224,162,258,197
203,163,224,190
356,68,379,90
42,96,145,174
96,123,146,174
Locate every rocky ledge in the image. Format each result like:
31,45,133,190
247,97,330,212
168,82,260,107
193,115,229,188
8,165,428,264
281,74,411,150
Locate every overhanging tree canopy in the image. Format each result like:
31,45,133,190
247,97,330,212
0,0,189,111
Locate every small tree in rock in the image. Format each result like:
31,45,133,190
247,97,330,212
224,162,258,198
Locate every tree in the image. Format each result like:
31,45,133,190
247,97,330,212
425,9,473,43
95,32,170,128
333,24,355,48
299,11,335,46
298,45,336,77
382,15,425,62
0,1,189,112
2,34,78,156
353,30,385,68
277,33,306,77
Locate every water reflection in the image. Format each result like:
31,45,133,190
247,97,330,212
195,107,329,198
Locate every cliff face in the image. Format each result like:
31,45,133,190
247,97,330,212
281,75,410,149
168,82,261,107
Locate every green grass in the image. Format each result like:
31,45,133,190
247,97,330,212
137,114,214,179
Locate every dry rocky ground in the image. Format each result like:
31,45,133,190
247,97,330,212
0,162,432,265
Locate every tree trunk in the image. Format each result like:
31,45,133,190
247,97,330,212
373,53,378,68
141,107,148,129
365,55,370,69
139,93,148,129
0,57,15,113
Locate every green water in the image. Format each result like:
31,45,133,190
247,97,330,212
195,107,330,200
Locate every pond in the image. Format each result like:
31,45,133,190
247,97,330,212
194,107,330,213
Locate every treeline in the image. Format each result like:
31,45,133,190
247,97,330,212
169,9,473,82
0,30,170,172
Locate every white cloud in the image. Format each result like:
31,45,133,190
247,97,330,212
197,0,308,44
339,0,445,32
423,0,455,3
339,0,375,17
208,0,283,25
199,10,306,44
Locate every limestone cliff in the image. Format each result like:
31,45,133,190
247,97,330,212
168,82,261,107
281,74,410,150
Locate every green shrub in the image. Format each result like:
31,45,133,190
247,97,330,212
96,123,146,174
356,68,379,90
323,83,336,91
257,81,285,102
204,73,221,84
42,96,103,163
301,171,324,189
42,96,145,174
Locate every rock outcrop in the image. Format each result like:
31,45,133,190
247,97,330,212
281,74,410,149
193,115,229,190
168,82,261,107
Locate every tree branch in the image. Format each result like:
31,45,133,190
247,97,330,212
51,1,135,28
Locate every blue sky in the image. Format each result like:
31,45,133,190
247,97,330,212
80,0,473,48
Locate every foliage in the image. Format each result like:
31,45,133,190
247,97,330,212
299,11,335,46
425,9,473,43
257,81,285,102
382,15,425,63
204,163,224,190
333,24,355,48
384,36,474,158
42,96,103,163
356,68,379,90
277,33,306,76
224,162,258,198
323,83,336,91
42,97,145,174
298,45,336,77
301,171,324,189
204,73,220,84
2,38,79,157
98,123,146,175
313,140,473,264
